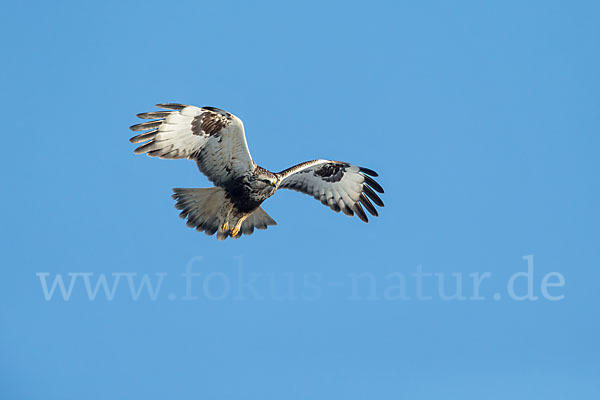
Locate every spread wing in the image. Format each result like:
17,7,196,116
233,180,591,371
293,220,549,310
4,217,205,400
277,160,384,223
129,103,254,186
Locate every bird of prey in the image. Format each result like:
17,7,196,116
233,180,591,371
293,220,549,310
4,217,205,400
129,103,384,240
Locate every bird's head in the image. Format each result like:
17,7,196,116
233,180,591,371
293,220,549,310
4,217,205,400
255,169,279,192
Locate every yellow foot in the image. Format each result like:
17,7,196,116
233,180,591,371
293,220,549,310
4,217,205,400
221,221,229,231
230,225,241,237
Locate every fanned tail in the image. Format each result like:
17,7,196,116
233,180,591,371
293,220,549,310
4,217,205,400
172,188,276,240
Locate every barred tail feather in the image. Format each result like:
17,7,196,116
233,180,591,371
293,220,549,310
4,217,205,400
171,188,276,240
172,187,229,239
241,207,277,235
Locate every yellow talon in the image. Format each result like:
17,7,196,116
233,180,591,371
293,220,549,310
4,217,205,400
221,221,229,231
230,225,240,237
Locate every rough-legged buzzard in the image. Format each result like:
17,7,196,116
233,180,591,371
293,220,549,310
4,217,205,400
130,103,384,240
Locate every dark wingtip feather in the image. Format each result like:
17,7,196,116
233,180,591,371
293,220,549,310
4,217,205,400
137,111,171,119
359,193,378,216
363,175,384,194
129,128,158,144
359,167,378,177
155,103,187,110
133,141,155,155
363,185,384,207
202,106,223,112
353,203,369,223
341,205,354,217
130,120,162,132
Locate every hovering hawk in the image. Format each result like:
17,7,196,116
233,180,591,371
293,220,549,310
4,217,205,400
129,103,384,240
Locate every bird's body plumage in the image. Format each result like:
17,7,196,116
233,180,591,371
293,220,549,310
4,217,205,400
130,103,384,240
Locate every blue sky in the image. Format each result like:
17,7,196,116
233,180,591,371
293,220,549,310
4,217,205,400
1,1,599,399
